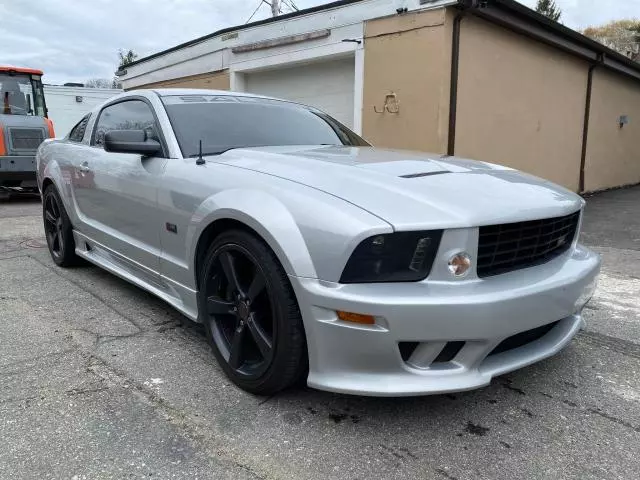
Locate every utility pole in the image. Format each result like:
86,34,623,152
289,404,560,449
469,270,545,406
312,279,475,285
270,0,279,17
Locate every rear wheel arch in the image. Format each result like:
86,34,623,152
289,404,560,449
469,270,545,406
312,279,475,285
40,176,71,219
41,177,54,192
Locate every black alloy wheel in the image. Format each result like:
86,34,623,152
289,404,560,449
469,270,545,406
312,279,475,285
44,191,64,259
200,230,307,395
206,245,275,378
42,184,79,267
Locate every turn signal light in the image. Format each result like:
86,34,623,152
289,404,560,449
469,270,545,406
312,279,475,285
337,311,376,325
448,252,472,277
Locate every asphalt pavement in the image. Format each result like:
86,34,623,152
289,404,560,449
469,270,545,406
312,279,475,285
0,187,638,479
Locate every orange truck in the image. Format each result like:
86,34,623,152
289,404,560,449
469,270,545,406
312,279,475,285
0,66,55,193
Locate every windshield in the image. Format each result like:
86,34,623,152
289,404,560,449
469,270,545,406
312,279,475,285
0,73,46,117
162,95,369,157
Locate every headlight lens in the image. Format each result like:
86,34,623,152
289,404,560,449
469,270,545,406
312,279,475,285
340,230,443,283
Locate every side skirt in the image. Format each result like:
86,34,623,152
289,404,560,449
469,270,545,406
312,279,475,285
73,230,199,322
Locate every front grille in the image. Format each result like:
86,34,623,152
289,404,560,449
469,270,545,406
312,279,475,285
10,128,45,151
477,211,580,277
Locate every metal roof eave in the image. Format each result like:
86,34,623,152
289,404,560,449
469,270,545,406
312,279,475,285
461,0,640,82
121,0,366,71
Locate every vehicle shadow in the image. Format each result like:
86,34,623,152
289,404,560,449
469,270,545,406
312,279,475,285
74,259,571,415
46,238,579,460
0,192,41,202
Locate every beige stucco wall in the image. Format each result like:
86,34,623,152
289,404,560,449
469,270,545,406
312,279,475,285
130,70,230,91
362,9,452,153
454,16,588,191
583,69,640,191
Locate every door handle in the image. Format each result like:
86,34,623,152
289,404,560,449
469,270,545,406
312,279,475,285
78,162,90,173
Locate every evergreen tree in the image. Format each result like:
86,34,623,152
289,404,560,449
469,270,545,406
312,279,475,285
535,0,562,22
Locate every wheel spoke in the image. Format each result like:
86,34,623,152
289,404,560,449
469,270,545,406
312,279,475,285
220,251,242,295
228,325,245,369
207,296,234,315
246,270,265,302
50,198,59,217
45,210,56,225
52,231,60,251
246,314,272,360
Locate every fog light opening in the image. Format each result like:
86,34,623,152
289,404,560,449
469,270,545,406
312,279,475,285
448,252,471,277
337,311,376,325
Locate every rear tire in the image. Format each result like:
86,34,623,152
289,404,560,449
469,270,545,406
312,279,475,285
42,184,80,267
198,229,307,395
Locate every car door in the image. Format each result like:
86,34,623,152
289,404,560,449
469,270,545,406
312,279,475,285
71,98,167,277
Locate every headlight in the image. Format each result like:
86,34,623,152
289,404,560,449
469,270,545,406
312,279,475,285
340,230,443,283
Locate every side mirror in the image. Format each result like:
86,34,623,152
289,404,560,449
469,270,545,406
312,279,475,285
104,129,161,156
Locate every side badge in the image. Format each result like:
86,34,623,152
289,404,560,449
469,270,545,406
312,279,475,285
166,222,178,234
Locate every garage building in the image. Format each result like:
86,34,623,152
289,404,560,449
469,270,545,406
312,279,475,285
118,0,640,193
44,85,121,137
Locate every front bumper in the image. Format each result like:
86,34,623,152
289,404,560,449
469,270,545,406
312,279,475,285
0,155,37,183
291,244,600,396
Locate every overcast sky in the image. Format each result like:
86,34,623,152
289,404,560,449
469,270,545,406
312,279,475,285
1,0,637,85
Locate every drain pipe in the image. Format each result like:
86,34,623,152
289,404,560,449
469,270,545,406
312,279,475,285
447,0,482,156
579,53,604,193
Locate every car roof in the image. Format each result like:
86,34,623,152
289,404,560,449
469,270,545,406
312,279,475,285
149,88,277,101
105,88,311,113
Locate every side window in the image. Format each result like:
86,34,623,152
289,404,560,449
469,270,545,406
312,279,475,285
92,100,159,148
68,114,91,143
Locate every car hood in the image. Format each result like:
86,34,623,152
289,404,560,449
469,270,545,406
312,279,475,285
215,146,583,230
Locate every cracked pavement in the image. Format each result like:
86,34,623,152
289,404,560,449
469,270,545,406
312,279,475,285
0,187,639,479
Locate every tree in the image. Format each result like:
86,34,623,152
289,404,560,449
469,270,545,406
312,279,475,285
111,49,138,89
85,78,113,88
535,0,562,22
582,20,640,61
118,49,138,68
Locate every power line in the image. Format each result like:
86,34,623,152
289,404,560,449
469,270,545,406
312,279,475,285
245,0,267,24
281,0,299,12
245,0,296,24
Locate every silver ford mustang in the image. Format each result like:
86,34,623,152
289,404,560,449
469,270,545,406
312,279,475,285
36,89,600,396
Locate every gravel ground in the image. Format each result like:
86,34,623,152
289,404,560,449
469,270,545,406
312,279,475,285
0,187,638,480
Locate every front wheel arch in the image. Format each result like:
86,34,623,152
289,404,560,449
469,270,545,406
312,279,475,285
189,191,318,291
195,218,267,292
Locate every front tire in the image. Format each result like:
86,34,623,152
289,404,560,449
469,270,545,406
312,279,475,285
42,184,79,267
198,229,307,395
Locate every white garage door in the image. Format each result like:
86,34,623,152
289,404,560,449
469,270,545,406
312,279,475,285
245,57,355,128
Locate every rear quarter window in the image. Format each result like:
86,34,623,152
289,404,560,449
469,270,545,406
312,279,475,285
68,114,91,143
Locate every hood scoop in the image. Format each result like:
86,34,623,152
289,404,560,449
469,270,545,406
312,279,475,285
400,170,450,179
